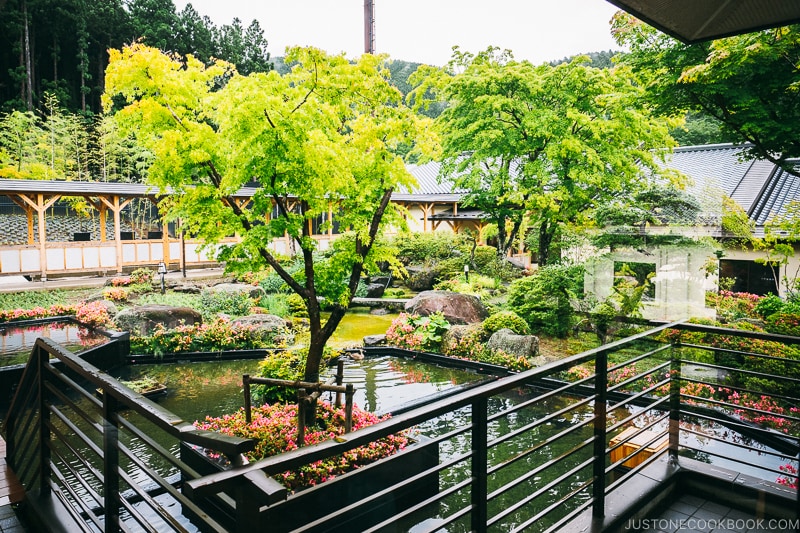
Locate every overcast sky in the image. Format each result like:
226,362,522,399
173,0,624,66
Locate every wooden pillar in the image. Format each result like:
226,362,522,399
99,195,131,274
14,193,60,280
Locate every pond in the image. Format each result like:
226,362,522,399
0,319,110,367
122,354,490,423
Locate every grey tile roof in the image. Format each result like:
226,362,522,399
401,161,466,196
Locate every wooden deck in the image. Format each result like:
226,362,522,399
0,438,23,506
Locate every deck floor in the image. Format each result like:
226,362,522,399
0,437,26,532
633,493,767,533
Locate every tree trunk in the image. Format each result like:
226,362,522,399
538,221,554,267
22,0,33,111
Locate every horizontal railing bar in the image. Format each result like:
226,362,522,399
607,361,671,395
246,375,350,394
117,467,197,533
489,457,594,527
49,447,103,515
297,460,472,533
50,460,105,531
677,375,800,406
676,357,800,386
33,337,256,458
680,409,799,456
488,375,595,423
543,497,594,533
682,393,800,426
605,445,670,494
489,439,594,504
48,424,104,496
606,428,668,474
607,414,669,457
606,344,672,373
672,322,800,345
510,477,594,533
681,427,798,463
117,492,162,533
49,480,100,533
608,379,671,413
488,419,594,477
117,417,193,478
679,443,790,478
43,380,104,438
43,361,103,410
488,394,595,450
47,404,104,462
0,347,41,435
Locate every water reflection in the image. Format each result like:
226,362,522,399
0,320,109,366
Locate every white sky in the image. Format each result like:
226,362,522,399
173,0,624,66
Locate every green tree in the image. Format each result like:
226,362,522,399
104,44,437,387
412,47,677,265
613,14,800,170
126,0,179,52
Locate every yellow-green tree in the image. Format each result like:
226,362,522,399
104,44,438,383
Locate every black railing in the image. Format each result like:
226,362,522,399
4,320,800,532
2,337,255,532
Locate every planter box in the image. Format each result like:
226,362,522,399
181,436,438,532
119,231,135,240
72,232,91,241
147,231,162,239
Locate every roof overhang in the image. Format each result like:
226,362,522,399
606,0,800,43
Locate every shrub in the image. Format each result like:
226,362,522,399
481,311,530,339
75,301,111,327
195,402,408,491
260,272,291,294
710,290,762,322
255,350,308,404
129,268,154,285
441,326,532,371
765,313,800,337
393,232,470,265
200,288,254,317
754,293,787,319
103,287,128,302
110,276,132,287
508,264,583,338
260,294,290,317
286,294,308,317
385,312,450,352
129,317,283,356
0,303,77,322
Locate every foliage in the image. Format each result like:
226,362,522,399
195,402,408,491
434,273,499,298
753,294,790,319
259,294,290,318
199,289,255,317
706,290,762,323
75,301,112,327
136,292,203,310
613,15,800,169
0,303,78,323
385,312,450,352
255,350,309,404
120,375,163,394
507,264,584,338
765,313,800,337
129,268,154,284
103,287,129,302
481,311,530,339
105,44,438,384
129,317,285,356
441,325,532,372
411,47,677,265
393,232,471,265
286,294,308,318
754,200,800,299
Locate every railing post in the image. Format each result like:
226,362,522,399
297,389,306,448
592,349,608,519
335,360,344,408
36,345,51,497
243,374,252,424
344,383,354,433
102,390,121,533
471,396,488,533
669,339,682,463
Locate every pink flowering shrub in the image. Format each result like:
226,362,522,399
110,276,132,287
386,312,450,352
777,463,798,489
103,287,128,302
74,301,111,327
130,317,287,356
0,303,77,322
195,401,408,491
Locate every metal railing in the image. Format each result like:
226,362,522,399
2,337,255,532
4,320,800,532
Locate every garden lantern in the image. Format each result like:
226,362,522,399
157,261,167,294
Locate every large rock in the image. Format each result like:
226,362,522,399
405,290,488,325
486,328,539,359
232,314,294,344
206,283,266,299
363,334,386,347
441,324,477,353
405,267,438,292
114,305,202,336
365,283,386,298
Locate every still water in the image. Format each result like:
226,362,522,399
0,320,109,366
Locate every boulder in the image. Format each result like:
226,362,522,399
233,313,294,344
206,283,266,299
441,324,476,353
486,328,539,359
365,283,386,298
405,267,438,292
405,290,488,325
363,334,386,347
114,305,202,336
96,300,119,318
172,284,202,294
370,308,390,316
370,276,391,287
